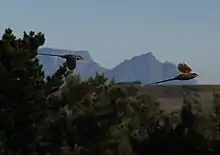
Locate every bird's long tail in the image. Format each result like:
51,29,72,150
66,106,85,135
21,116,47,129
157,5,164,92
149,77,177,85
38,53,63,58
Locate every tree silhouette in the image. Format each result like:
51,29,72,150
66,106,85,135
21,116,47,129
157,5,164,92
0,28,69,154
0,28,220,155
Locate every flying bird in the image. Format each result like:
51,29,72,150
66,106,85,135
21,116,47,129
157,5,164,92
149,63,198,84
37,53,84,70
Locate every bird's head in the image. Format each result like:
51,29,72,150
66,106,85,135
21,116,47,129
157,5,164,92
75,55,84,60
192,72,199,78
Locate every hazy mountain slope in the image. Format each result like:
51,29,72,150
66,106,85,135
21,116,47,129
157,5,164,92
105,52,163,83
37,48,197,84
38,48,107,79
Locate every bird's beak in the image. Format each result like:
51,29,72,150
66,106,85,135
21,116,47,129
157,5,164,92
77,57,88,63
76,56,84,60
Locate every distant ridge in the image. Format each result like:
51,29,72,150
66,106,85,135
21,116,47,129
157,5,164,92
38,48,197,85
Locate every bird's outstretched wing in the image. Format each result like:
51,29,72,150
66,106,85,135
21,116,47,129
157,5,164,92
177,63,192,73
38,53,62,58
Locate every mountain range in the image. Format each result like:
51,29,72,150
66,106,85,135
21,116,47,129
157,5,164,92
37,48,197,85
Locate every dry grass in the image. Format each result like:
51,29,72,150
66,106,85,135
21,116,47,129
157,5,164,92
137,85,220,112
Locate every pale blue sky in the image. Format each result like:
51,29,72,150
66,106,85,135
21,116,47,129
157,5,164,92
0,0,219,84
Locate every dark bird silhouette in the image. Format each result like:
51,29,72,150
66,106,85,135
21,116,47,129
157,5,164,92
149,63,199,84
37,53,84,70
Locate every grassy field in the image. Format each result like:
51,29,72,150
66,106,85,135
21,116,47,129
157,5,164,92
139,85,220,112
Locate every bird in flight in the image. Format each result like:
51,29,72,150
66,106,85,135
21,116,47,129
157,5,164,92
149,63,199,84
37,53,84,70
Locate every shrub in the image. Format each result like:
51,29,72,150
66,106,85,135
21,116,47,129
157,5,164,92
0,28,220,155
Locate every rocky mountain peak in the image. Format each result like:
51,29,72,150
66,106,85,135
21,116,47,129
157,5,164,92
38,48,197,85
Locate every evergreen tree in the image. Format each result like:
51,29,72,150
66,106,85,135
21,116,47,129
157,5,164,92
1,28,220,155
0,28,68,154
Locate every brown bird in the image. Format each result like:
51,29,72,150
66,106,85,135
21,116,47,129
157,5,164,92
149,63,199,84
38,53,84,70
